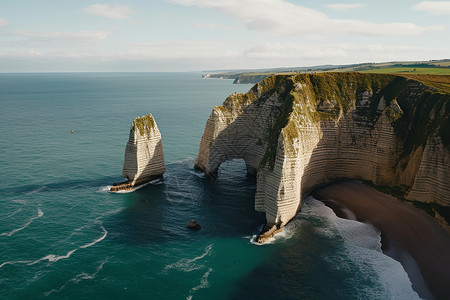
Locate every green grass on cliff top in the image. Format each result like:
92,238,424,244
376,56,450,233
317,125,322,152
362,67,450,75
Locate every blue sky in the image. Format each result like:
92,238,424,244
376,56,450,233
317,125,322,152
0,0,449,72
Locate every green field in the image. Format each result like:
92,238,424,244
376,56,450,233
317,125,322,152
362,67,450,75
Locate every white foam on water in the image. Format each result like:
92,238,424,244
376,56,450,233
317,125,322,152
187,267,213,299
28,249,78,266
163,244,213,273
248,224,295,246
188,170,205,179
0,260,33,269
98,186,113,193
302,196,420,300
0,222,108,270
1,207,44,237
80,224,108,249
43,259,108,296
12,199,26,204
109,179,161,194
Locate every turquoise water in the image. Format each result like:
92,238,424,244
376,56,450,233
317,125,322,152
0,73,419,299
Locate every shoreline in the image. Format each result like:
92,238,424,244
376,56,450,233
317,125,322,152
312,180,450,300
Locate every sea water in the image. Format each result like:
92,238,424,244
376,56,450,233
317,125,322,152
0,73,419,299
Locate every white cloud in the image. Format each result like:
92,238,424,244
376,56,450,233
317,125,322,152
123,41,240,60
326,3,364,11
172,0,433,37
15,30,111,41
0,18,8,27
242,42,443,60
413,1,450,15
1,39,448,72
82,4,135,19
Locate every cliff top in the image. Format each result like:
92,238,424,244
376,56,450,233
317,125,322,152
395,74,450,94
132,114,157,137
219,73,449,169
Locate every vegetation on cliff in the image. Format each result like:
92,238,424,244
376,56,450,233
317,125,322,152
133,114,156,137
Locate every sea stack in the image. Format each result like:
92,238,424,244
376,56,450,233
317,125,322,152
194,73,450,242
111,114,166,192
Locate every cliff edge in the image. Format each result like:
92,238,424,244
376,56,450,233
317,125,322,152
194,73,450,242
111,114,166,192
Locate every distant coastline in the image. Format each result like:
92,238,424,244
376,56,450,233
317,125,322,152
202,58,450,84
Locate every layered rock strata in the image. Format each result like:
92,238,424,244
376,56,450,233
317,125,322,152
111,114,166,192
194,73,450,242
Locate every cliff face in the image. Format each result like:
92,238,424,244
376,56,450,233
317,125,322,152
194,73,450,240
111,114,166,192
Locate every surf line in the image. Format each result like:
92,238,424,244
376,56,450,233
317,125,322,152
0,222,108,270
0,207,43,237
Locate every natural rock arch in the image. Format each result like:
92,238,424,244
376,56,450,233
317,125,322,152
195,73,450,242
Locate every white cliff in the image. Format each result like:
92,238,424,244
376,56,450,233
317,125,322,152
194,73,450,242
111,114,166,192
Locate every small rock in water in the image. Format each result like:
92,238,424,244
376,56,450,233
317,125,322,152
187,220,201,230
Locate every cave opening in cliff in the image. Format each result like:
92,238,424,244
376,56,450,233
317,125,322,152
217,158,249,180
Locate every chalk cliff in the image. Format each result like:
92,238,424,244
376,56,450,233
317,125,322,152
194,73,450,242
111,114,166,192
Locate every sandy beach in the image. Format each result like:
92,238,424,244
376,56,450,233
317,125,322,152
313,180,450,300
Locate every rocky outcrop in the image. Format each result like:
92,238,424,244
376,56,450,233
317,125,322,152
111,114,166,192
194,73,450,242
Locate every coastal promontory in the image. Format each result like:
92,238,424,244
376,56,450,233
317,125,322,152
111,114,166,192
194,73,450,242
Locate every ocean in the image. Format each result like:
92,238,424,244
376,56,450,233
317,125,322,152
0,73,419,299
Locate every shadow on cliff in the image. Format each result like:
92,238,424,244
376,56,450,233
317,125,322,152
199,85,286,177
127,140,164,185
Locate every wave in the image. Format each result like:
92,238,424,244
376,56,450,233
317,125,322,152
0,260,33,269
98,186,113,193
300,197,382,251
28,249,78,266
187,267,213,300
0,222,108,270
248,224,294,246
301,197,420,299
44,259,108,296
109,178,162,194
80,225,107,249
12,199,26,204
164,244,213,273
0,207,44,237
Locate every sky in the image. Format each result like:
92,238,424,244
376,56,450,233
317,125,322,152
0,0,449,72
